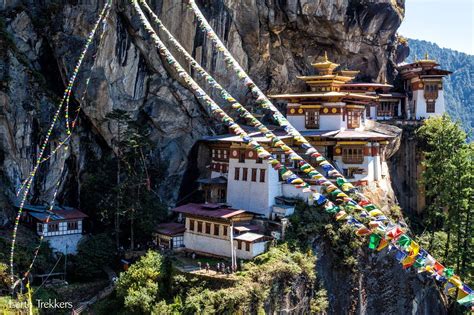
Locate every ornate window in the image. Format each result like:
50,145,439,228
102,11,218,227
234,167,240,180
347,110,361,129
424,83,439,100
48,223,59,232
305,109,320,129
189,219,195,231
214,224,220,236
342,147,364,164
172,236,184,248
205,222,211,234
251,168,257,182
67,221,78,230
377,102,392,116
426,100,436,113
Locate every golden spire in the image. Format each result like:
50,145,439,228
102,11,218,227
324,51,328,62
424,52,429,60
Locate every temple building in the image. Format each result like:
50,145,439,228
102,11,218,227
172,203,270,259
398,54,451,119
20,204,88,254
191,53,451,220
164,52,452,260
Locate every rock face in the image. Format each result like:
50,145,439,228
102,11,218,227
0,0,406,207
0,0,447,313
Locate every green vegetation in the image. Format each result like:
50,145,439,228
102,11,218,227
286,201,363,271
416,115,473,285
81,109,168,249
69,233,115,281
0,235,55,278
116,251,163,313
407,39,473,139
103,245,325,314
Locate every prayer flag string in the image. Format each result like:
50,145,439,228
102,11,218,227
131,0,358,232
16,7,111,196
139,0,364,233
9,2,111,284
185,0,472,303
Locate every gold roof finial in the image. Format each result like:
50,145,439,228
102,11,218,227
324,51,328,62
424,52,429,60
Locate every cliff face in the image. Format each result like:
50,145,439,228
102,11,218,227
0,0,405,208
0,1,448,313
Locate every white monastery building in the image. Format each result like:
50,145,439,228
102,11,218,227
20,204,88,254
161,53,450,259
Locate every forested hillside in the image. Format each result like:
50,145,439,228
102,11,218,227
406,39,473,139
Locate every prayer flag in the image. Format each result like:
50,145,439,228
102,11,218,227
376,238,389,251
368,234,382,250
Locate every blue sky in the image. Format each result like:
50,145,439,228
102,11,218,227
398,0,473,55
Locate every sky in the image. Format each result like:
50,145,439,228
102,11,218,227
398,0,473,55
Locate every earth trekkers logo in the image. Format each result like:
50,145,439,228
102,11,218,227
5,299,73,310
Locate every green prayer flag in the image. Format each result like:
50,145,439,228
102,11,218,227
397,234,411,248
457,294,473,306
443,268,455,278
368,234,382,250
364,204,377,211
414,258,426,268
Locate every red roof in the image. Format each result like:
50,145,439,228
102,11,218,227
52,209,88,220
172,203,247,220
155,223,185,236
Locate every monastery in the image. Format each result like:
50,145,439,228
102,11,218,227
18,52,449,260
155,53,451,260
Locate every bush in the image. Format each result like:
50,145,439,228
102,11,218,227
116,251,163,314
72,233,115,280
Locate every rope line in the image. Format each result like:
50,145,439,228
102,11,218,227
140,0,361,219
184,0,472,301
9,2,111,283
130,0,351,229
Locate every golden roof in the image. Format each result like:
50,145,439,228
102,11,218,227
419,52,437,64
268,91,377,100
311,51,339,74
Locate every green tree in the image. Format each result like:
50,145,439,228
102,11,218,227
116,251,163,314
417,114,473,284
73,233,115,280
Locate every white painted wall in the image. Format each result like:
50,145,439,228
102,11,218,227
286,115,306,131
412,90,445,119
333,156,376,183
320,115,345,130
39,220,82,237
226,158,281,217
45,234,83,254
281,184,320,201
236,241,268,260
183,231,266,259
287,113,346,131
184,231,233,257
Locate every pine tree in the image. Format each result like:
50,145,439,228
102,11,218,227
417,114,473,283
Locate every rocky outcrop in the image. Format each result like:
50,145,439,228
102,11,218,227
0,0,405,208
315,239,446,315
388,123,426,214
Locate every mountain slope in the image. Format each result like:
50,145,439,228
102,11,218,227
405,39,473,138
